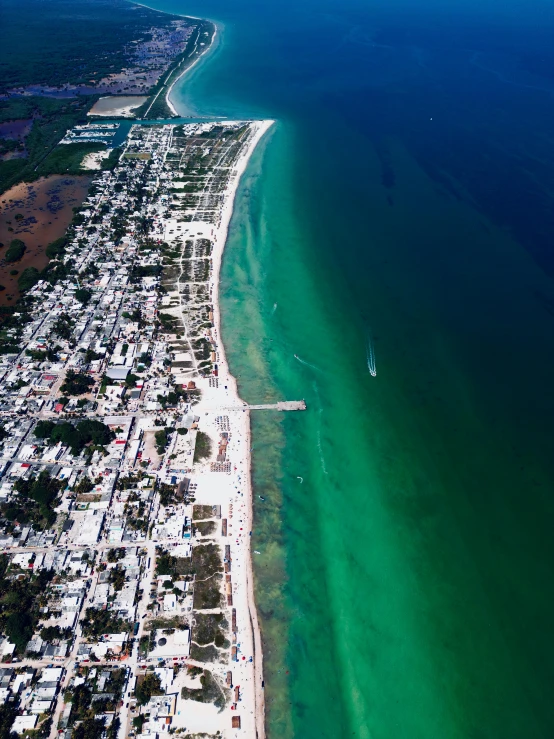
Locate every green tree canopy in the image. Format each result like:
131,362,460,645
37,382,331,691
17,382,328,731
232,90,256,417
75,288,92,305
34,420,56,438
5,239,26,263
60,369,94,396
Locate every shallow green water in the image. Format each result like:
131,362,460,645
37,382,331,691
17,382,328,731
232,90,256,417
146,0,554,735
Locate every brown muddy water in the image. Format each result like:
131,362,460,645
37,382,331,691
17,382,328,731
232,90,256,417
0,174,91,305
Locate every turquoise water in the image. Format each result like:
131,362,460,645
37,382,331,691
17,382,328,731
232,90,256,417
148,1,554,736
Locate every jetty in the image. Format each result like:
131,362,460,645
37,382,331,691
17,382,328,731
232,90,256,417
216,401,306,412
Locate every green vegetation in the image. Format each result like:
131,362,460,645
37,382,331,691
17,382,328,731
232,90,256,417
193,613,227,647
155,428,172,455
5,239,26,263
194,521,216,537
53,312,74,340
125,373,138,388
156,542,222,610
75,288,92,305
132,716,146,732
17,266,40,293
41,624,71,641
129,264,162,283
11,470,63,528
0,704,17,739
74,476,94,494
193,431,212,463
109,566,125,591
72,717,105,739
135,672,164,705
158,481,183,507
45,236,67,259
192,505,214,521
33,418,115,456
0,0,186,90
0,97,99,196
107,548,125,563
0,556,53,653
60,369,94,395
180,669,227,709
189,643,221,664
81,607,128,638
156,549,177,577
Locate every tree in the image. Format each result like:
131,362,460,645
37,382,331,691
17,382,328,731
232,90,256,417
76,419,115,446
84,348,103,363
132,716,145,732
80,607,127,637
193,431,212,463
5,239,26,263
5,610,33,652
35,419,114,456
53,313,74,340
13,471,62,518
75,476,94,494
75,288,92,305
40,625,68,642
72,717,105,739
60,370,94,396
107,548,124,563
45,237,67,259
135,673,163,705
125,373,139,388
0,703,17,739
34,420,55,439
109,566,125,591
155,429,168,455
18,267,40,293
50,422,77,448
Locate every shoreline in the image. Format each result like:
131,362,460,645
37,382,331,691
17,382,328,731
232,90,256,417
206,120,274,738
163,119,274,735
165,23,218,116
131,2,218,119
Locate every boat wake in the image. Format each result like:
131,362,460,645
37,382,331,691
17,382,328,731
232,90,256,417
294,354,322,372
366,336,377,377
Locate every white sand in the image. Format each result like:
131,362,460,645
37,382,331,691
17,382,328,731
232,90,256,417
88,96,148,117
81,149,112,170
164,120,273,737
165,25,218,116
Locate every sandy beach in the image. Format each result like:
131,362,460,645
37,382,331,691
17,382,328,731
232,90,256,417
205,120,273,738
165,24,218,116
88,96,148,117
163,119,273,736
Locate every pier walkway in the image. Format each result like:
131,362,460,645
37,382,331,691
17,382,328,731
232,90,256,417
217,400,306,412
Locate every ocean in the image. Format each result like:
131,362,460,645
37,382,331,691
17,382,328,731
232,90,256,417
147,0,554,736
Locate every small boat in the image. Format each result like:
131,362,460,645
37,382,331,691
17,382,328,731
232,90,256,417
254,550,261,555
294,354,299,359
259,496,265,501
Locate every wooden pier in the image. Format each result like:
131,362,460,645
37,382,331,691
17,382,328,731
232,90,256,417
216,400,306,412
